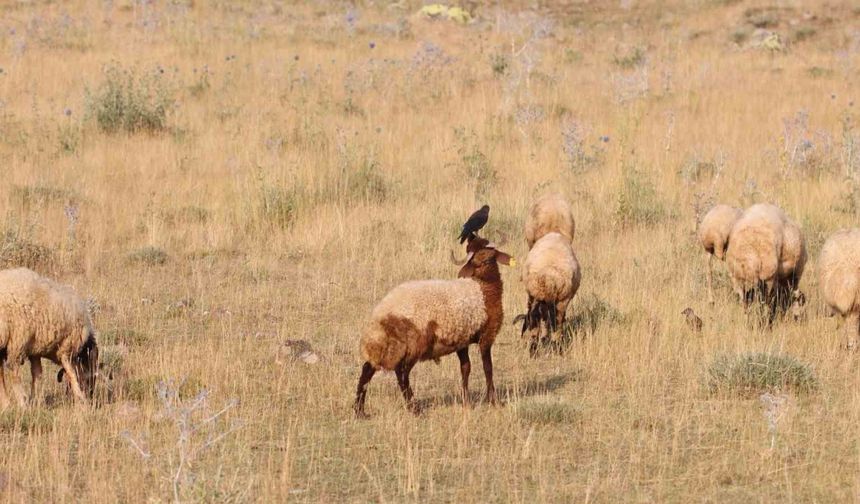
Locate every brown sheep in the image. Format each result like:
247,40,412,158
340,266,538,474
354,237,514,417
697,204,742,303
524,193,575,250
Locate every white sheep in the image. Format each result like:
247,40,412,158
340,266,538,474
524,193,575,250
818,228,860,349
519,232,581,354
725,203,806,316
353,237,514,417
697,204,742,303
0,268,99,408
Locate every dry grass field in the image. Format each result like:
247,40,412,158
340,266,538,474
1,0,860,501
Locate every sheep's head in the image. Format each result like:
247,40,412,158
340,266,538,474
57,332,99,400
457,237,514,279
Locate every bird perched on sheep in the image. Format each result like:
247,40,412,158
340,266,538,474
697,204,742,303
818,228,860,349
458,205,490,244
725,203,806,319
518,232,581,355
0,268,99,408
354,237,514,417
524,193,575,250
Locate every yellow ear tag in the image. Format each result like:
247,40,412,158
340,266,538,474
509,258,517,267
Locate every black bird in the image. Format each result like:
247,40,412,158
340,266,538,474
458,205,490,243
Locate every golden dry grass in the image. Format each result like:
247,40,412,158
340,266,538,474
1,0,860,501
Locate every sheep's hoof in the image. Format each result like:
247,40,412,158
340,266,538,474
353,402,371,419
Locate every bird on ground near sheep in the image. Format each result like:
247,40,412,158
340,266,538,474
458,205,490,243
283,339,320,364
682,307,703,333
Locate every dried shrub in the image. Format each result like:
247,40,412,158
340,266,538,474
705,352,818,396
127,246,169,266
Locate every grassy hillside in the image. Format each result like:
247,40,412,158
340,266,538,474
1,0,860,501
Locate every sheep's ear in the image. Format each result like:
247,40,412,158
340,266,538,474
458,263,475,278
57,369,65,383
495,251,514,266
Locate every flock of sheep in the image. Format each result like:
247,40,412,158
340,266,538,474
2,193,860,416
354,195,860,417
704,202,860,346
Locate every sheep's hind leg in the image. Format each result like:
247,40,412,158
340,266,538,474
353,362,376,418
554,299,570,345
705,253,715,304
29,357,42,406
456,348,471,408
395,361,418,414
846,313,860,352
480,343,497,405
763,279,778,327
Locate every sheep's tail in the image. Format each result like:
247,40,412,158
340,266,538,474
360,319,409,371
730,253,762,296
360,325,388,369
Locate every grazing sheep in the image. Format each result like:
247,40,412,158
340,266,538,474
524,193,575,250
353,238,514,417
725,204,806,318
0,268,99,408
697,204,742,303
519,232,581,355
818,229,860,349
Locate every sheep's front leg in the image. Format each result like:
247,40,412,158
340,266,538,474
29,357,42,406
480,343,497,405
59,355,88,404
395,361,418,414
525,295,534,328
353,362,376,418
456,348,471,407
4,359,28,408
